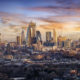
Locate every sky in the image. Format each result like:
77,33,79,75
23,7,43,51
0,0,80,41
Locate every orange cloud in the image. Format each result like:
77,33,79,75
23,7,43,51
73,27,80,31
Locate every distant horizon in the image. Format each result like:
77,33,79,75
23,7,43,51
1,28,80,42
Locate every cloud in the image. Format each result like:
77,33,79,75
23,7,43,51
26,6,80,16
18,0,80,17
0,12,29,26
38,22,64,30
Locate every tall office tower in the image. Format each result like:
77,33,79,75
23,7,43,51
26,22,36,46
36,31,42,42
30,22,36,38
28,27,32,46
46,32,51,42
16,36,21,45
21,29,25,44
53,29,57,45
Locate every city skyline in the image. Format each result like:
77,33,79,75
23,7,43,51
0,0,80,41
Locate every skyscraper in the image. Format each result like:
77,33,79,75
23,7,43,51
26,22,36,46
16,36,21,45
53,29,57,45
30,22,36,38
46,32,51,42
21,29,25,44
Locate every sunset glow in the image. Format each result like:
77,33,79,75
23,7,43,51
0,0,80,41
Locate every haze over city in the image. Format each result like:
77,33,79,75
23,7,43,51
1,0,80,80
0,0,80,41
